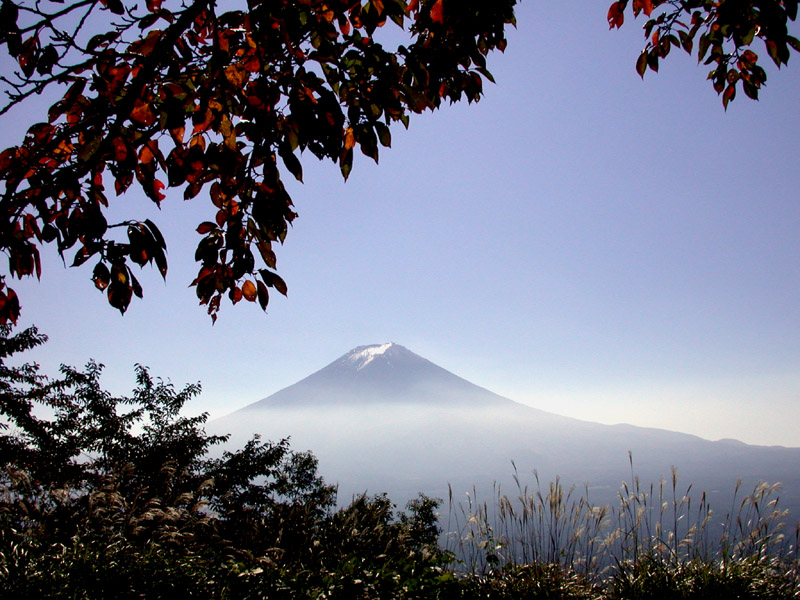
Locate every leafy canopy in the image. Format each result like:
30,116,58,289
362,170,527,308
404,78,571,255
608,0,800,108
0,0,797,325
0,0,517,323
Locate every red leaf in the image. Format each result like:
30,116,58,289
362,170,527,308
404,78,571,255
128,30,161,57
607,2,625,29
0,287,20,325
0,148,16,174
111,136,128,161
130,100,157,126
153,179,165,201
722,83,736,109
17,36,39,77
740,50,758,68
430,0,444,24
196,222,216,234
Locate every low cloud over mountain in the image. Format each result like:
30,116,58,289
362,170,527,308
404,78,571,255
214,343,800,516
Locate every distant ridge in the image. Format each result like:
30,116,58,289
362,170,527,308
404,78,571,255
238,342,527,410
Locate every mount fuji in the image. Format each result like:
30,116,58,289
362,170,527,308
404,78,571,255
236,342,529,409
214,343,800,515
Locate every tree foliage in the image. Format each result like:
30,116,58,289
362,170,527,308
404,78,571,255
608,0,800,108
0,0,517,323
0,324,447,598
0,1,796,326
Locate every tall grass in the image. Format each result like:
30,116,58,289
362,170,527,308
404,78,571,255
444,460,800,598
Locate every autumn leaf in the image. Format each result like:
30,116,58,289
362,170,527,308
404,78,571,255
242,279,257,301
430,0,444,24
130,100,157,126
636,51,648,77
607,1,625,29
224,64,248,88
344,127,355,151
196,222,216,234
0,0,519,321
722,83,736,109
111,136,128,161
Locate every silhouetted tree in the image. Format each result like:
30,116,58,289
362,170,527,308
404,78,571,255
0,324,447,598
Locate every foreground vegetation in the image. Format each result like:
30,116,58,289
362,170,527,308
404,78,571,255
2,326,798,598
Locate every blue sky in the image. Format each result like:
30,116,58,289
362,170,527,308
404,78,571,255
4,1,800,446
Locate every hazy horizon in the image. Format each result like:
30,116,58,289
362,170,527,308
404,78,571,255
212,343,800,516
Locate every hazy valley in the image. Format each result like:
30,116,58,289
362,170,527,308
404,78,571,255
213,343,800,517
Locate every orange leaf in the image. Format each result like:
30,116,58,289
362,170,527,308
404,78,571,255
224,64,248,88
242,280,257,301
139,144,155,164
170,125,185,146
53,139,74,161
430,0,443,23
344,127,355,151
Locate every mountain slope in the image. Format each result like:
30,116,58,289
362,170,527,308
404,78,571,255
214,344,800,516
238,342,534,409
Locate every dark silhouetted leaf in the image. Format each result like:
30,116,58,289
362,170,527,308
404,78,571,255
256,279,269,310
93,262,110,290
103,0,125,15
636,51,647,77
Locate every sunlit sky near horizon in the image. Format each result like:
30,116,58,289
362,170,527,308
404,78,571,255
3,1,800,447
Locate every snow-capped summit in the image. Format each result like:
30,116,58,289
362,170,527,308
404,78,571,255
237,342,519,409
344,342,397,370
